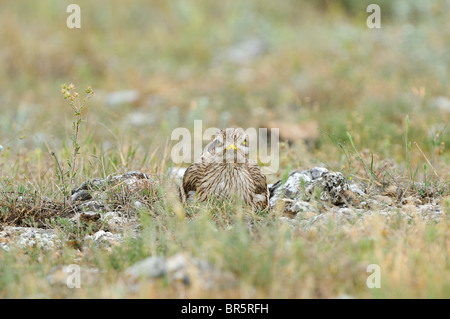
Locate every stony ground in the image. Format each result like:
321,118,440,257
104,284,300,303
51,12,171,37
1,166,447,298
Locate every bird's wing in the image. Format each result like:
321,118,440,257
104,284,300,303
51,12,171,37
182,161,203,201
247,160,269,210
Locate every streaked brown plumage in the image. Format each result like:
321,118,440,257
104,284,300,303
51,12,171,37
182,128,269,211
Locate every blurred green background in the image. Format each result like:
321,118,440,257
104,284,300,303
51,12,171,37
0,0,448,181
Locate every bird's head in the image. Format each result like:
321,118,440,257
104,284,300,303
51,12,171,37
207,128,249,164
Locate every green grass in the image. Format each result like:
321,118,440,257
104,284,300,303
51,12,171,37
1,205,448,298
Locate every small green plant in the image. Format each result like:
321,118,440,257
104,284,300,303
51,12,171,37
404,116,448,197
404,115,419,190
322,129,352,178
346,131,382,188
55,83,94,197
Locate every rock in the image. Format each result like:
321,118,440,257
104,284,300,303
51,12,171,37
110,171,150,181
431,96,450,112
269,169,318,206
403,196,422,206
71,172,153,196
269,167,360,209
317,172,350,205
71,190,92,202
268,180,282,207
85,230,122,245
284,199,315,214
217,38,268,65
71,211,101,223
417,204,442,221
108,171,157,194
310,167,329,180
125,253,236,290
0,231,11,251
291,200,315,213
349,183,365,196
283,172,312,199
271,168,328,193
0,227,59,250
278,194,445,233
105,90,140,108
269,196,278,208
126,112,157,126
72,171,157,198
71,181,89,195
68,170,158,217
71,178,105,194
100,211,130,231
125,256,167,279
333,207,357,222
80,200,107,212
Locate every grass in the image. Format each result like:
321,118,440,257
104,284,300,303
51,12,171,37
0,205,448,298
0,0,449,298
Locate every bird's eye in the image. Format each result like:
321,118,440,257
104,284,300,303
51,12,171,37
243,138,247,146
217,140,223,146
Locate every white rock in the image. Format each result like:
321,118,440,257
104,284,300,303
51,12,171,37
105,90,139,108
80,200,106,212
289,200,315,213
125,253,236,290
431,96,450,112
283,172,312,198
319,172,349,204
310,167,329,180
349,183,365,196
86,230,122,244
125,256,167,279
219,38,268,65
101,212,129,231
1,227,60,250
126,112,157,126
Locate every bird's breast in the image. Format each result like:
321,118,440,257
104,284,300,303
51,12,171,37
199,164,253,202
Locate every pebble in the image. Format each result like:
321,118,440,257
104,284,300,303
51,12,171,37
71,190,92,202
0,227,60,250
125,253,236,290
105,90,139,108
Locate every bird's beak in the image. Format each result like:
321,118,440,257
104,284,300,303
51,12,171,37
226,144,238,153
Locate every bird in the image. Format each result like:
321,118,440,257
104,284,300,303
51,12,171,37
182,128,269,211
